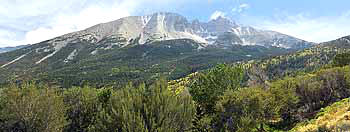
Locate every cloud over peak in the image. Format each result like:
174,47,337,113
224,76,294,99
210,11,226,20
232,3,250,13
0,0,189,47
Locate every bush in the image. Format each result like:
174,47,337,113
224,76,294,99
63,87,100,131
93,79,195,132
0,83,67,131
215,87,278,131
189,64,244,114
332,53,350,67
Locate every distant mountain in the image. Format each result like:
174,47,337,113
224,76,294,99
0,45,27,53
59,12,312,49
0,12,315,87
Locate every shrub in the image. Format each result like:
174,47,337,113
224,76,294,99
189,64,244,114
93,79,195,132
63,87,100,131
332,53,350,67
215,87,278,131
0,83,67,131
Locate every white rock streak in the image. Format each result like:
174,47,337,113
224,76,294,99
64,49,78,63
17,12,308,65
1,53,28,68
36,40,68,64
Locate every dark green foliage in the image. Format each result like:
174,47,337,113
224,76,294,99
0,38,350,131
296,67,350,113
332,52,350,67
216,87,278,132
242,39,350,87
188,62,350,131
0,83,67,131
189,64,245,131
63,87,100,131
93,79,195,132
268,78,299,129
267,66,350,130
0,39,293,88
189,64,244,114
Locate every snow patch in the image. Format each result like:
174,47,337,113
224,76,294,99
238,27,242,35
182,32,208,44
232,28,240,36
35,46,51,53
1,53,28,68
197,45,205,50
246,27,251,35
102,45,114,50
91,49,98,55
240,38,254,46
205,35,218,40
342,38,350,43
63,49,78,63
141,15,152,27
271,42,291,49
35,40,68,64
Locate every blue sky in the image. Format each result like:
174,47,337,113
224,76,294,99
1,0,350,47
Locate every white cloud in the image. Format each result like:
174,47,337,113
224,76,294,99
23,2,131,45
210,11,226,20
257,11,350,43
0,0,191,47
232,3,250,13
0,30,27,47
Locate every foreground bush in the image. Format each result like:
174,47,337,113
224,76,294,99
92,79,195,132
0,83,67,131
63,87,100,131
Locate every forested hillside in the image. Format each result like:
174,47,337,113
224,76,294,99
1,35,350,132
0,39,294,88
1,50,349,131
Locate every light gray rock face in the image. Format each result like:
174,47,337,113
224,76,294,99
9,12,313,65
46,12,313,50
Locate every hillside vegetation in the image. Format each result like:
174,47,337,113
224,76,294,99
1,36,350,131
1,53,349,131
0,39,293,88
291,98,350,132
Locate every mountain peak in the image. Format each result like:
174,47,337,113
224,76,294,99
209,16,237,26
151,12,183,17
28,12,312,56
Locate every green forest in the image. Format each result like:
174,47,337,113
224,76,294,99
0,52,349,132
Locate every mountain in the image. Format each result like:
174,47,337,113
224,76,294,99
0,12,314,87
0,45,27,53
59,12,312,49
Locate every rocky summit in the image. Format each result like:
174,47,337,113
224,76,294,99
0,12,314,86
